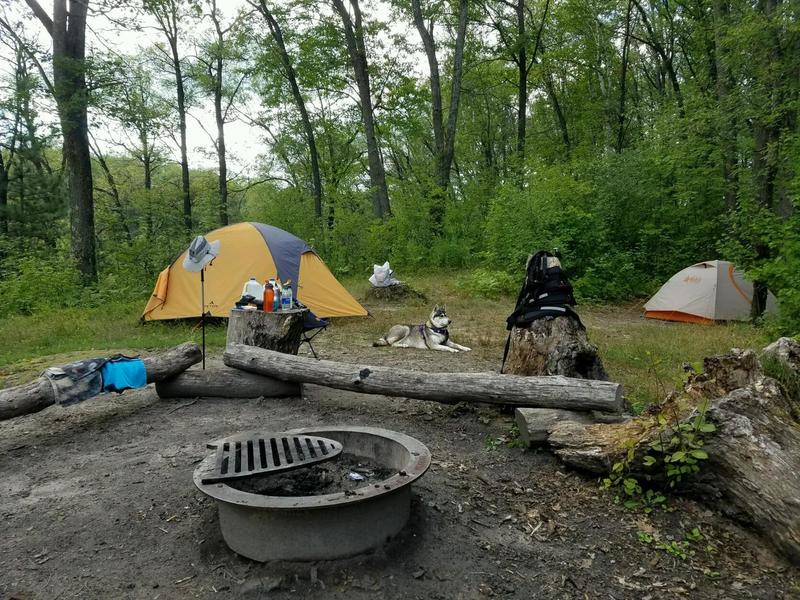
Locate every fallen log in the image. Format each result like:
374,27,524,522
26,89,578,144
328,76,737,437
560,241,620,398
156,365,300,399
546,345,800,565
0,342,202,421
223,343,624,412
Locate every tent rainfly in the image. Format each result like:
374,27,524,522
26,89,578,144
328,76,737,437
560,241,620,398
142,222,367,320
644,260,777,324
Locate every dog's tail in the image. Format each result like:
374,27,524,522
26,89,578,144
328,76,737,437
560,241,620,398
373,337,389,347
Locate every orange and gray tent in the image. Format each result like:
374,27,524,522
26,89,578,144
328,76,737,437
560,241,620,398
142,222,367,320
644,260,777,324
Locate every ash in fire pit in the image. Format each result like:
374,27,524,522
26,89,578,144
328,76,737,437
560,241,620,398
227,453,395,497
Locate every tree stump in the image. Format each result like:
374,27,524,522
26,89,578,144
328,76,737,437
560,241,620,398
506,315,617,445
225,308,307,355
363,283,427,303
504,315,608,379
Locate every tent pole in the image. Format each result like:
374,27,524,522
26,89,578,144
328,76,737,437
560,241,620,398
201,267,206,370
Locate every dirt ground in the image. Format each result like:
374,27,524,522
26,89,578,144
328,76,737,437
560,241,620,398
2,314,798,599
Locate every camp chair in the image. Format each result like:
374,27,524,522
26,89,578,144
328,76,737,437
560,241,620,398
300,311,329,359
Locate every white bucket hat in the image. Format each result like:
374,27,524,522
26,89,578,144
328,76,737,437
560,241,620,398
182,235,221,272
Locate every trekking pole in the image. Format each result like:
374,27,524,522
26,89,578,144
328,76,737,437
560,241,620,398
201,267,206,370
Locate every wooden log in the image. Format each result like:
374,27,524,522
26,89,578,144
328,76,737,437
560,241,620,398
546,347,800,565
0,342,202,421
156,366,300,399
226,308,307,355
223,343,625,412
514,407,629,446
504,315,608,379
515,408,594,446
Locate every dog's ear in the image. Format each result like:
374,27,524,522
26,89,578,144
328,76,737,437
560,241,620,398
433,304,439,311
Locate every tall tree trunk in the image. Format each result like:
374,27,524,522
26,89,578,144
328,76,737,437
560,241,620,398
214,57,228,227
515,0,527,168
168,38,192,233
89,139,134,245
713,0,738,210
257,2,323,218
332,0,390,218
631,0,684,112
26,0,97,283
544,73,570,151
441,0,468,191
411,0,444,181
616,0,633,153
412,0,468,191
0,152,8,235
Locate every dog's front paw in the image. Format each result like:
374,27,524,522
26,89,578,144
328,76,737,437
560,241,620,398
461,346,472,352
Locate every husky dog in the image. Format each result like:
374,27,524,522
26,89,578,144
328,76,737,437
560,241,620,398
373,305,471,353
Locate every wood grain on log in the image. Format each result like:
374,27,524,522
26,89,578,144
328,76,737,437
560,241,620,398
226,308,307,355
504,316,608,379
156,366,300,399
223,343,625,411
0,343,202,421
546,348,800,564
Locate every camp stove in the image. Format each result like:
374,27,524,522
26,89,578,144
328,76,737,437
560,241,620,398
194,426,431,561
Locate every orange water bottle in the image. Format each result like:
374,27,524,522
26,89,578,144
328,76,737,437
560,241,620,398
263,282,274,312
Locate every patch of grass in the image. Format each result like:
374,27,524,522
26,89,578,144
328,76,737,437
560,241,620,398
0,274,772,411
582,303,769,413
0,300,227,384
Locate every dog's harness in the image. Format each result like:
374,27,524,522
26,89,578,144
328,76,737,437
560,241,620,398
420,322,448,347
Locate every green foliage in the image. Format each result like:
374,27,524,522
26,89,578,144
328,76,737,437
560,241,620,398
456,268,517,298
645,406,715,489
601,403,715,513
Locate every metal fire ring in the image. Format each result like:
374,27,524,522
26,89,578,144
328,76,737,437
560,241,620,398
194,426,432,561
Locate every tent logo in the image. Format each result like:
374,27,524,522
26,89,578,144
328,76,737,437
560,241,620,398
683,276,701,284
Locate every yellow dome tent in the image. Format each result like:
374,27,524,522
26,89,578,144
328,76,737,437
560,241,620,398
142,222,367,320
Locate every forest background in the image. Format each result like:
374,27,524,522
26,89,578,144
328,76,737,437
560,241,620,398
0,0,797,334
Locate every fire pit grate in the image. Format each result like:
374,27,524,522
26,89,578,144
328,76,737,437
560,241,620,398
200,433,343,484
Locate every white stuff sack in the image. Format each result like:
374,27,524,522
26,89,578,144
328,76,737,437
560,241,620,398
369,261,400,287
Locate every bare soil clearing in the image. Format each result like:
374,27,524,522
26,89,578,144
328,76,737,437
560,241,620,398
1,316,797,599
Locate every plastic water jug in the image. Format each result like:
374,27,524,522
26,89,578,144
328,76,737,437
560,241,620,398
242,276,262,299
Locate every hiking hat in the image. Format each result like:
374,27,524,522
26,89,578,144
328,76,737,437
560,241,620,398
182,235,221,272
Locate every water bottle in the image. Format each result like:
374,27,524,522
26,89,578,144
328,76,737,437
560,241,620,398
263,282,274,312
281,280,293,311
273,279,282,311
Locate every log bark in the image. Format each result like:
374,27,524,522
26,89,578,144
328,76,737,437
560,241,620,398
504,316,608,379
546,346,800,565
0,342,202,421
225,308,307,355
156,366,299,399
515,407,628,446
223,343,624,412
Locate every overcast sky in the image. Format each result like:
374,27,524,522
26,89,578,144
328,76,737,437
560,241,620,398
2,0,415,176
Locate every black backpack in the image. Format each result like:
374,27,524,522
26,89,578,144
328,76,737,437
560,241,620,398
501,251,582,372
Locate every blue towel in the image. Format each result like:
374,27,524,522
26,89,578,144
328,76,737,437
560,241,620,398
101,358,147,393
